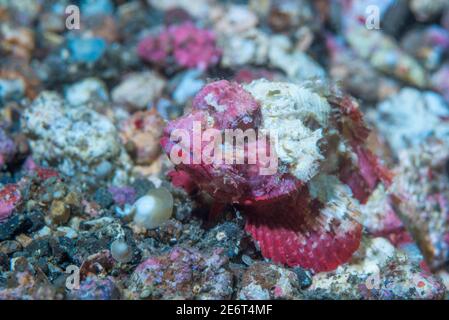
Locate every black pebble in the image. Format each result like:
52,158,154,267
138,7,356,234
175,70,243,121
0,215,32,241
49,236,77,265
93,188,114,208
25,238,51,258
293,267,313,290
445,159,449,179
0,210,45,242
0,252,8,271
132,178,155,198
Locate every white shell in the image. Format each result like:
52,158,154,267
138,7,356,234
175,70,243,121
111,239,133,263
133,187,174,229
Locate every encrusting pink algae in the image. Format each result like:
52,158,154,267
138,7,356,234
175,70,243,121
137,22,221,71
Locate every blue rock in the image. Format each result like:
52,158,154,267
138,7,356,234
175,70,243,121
80,0,114,17
400,242,424,265
67,37,107,63
155,98,183,120
0,78,25,106
172,70,205,105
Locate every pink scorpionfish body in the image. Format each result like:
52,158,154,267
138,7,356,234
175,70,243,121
161,80,392,273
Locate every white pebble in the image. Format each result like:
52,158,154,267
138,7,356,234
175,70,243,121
111,239,133,263
56,226,78,239
133,187,174,229
35,226,52,239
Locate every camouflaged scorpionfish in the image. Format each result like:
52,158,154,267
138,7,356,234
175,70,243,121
161,79,391,272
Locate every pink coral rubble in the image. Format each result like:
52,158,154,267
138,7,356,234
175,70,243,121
0,184,21,222
137,22,221,70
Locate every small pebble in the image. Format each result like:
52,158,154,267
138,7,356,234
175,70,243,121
0,240,22,255
133,187,174,230
110,239,133,263
93,188,114,208
49,200,70,225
